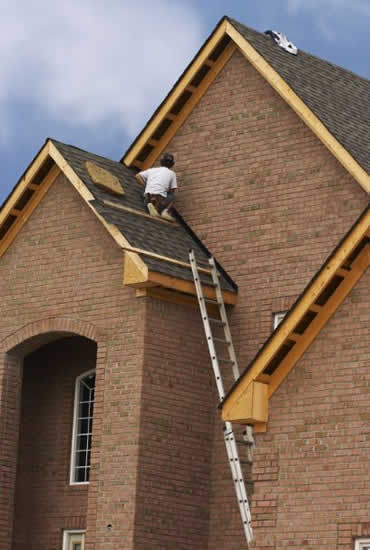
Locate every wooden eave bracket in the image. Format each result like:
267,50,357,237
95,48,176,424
222,210,370,431
123,250,237,306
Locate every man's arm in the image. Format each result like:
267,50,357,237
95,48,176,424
136,173,145,186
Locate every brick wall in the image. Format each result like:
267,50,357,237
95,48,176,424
164,48,369,548
13,336,96,550
0,175,146,550
134,297,215,550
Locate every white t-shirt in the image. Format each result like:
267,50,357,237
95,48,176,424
139,167,177,197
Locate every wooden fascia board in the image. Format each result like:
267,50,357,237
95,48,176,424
268,246,369,397
225,22,370,195
0,163,61,257
123,19,228,167
147,271,237,305
136,286,221,314
221,209,370,420
0,141,52,227
139,41,236,169
124,252,237,305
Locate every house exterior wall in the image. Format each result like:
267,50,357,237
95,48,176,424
163,48,369,548
0,44,368,550
0,175,146,550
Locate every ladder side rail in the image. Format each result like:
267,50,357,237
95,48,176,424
189,250,254,545
208,257,240,381
224,422,252,523
224,422,253,543
189,250,226,402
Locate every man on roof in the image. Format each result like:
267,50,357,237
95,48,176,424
135,153,177,221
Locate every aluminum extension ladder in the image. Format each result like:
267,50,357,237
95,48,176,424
189,250,254,545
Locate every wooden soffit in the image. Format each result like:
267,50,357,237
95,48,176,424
122,18,369,195
221,206,370,431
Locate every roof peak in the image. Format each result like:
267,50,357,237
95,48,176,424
227,16,370,84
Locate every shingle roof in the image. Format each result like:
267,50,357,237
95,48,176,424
51,140,236,292
229,17,370,174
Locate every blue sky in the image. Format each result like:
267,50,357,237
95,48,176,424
0,0,369,204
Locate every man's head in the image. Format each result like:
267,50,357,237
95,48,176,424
160,152,175,168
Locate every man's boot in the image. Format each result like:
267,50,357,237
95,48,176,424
161,208,175,221
147,202,160,217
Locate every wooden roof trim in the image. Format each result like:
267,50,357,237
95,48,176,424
102,199,178,226
1,141,51,228
137,41,236,170
0,163,60,257
267,245,369,397
123,19,230,168
136,286,222,314
0,141,63,257
121,244,212,274
221,208,370,424
123,252,237,305
225,21,370,194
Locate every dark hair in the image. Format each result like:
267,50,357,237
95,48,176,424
160,152,175,168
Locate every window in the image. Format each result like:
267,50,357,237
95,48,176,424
63,530,85,550
70,370,95,484
273,311,287,330
355,539,370,550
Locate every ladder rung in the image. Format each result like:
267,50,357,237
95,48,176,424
214,337,231,345
236,439,254,446
218,357,235,364
204,297,219,304
200,281,217,288
209,318,226,326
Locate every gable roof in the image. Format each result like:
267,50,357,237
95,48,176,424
123,16,370,194
0,139,237,304
220,205,370,430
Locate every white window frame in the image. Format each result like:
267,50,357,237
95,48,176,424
63,530,85,550
355,539,370,550
69,369,95,485
273,311,287,330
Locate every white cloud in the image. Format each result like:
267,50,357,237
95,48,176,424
0,0,204,139
285,0,370,39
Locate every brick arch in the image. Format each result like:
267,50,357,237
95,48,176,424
0,316,106,357
0,317,108,550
